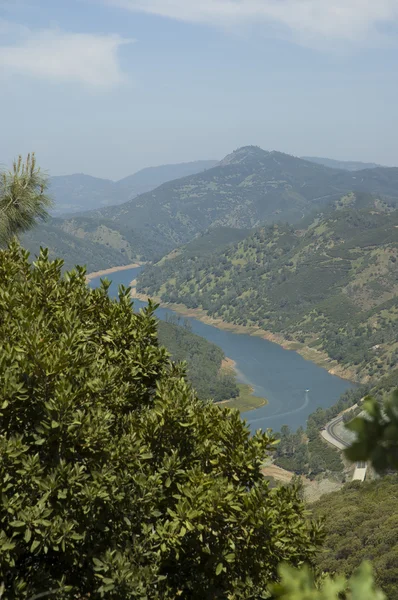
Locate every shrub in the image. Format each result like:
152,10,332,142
0,243,322,599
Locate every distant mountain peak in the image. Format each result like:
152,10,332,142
219,145,269,166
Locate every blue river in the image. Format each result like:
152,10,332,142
89,267,354,433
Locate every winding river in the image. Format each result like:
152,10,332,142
89,267,354,433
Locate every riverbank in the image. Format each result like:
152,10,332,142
130,279,359,384
217,384,268,413
261,463,343,502
86,262,144,283
218,358,268,413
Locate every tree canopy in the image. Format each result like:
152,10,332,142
0,243,322,599
0,154,52,246
345,391,398,472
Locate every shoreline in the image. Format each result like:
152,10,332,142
86,262,144,283
130,279,360,384
216,383,268,413
221,357,237,372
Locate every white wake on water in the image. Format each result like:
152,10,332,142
249,392,310,424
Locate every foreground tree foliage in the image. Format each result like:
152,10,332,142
345,390,398,472
0,243,323,599
0,154,52,246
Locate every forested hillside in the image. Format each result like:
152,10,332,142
0,243,325,599
138,192,398,381
48,173,126,216
157,317,238,402
21,220,131,272
24,146,398,272
0,152,393,600
312,476,398,600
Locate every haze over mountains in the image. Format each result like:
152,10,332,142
23,145,398,272
302,157,383,171
46,154,388,217
49,160,218,215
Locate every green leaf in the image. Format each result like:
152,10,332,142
93,557,103,567
10,521,25,528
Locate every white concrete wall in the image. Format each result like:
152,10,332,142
352,465,367,481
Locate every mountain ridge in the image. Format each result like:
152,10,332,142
49,159,219,216
302,156,384,171
24,146,398,272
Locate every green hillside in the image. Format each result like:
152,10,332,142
25,146,398,272
48,173,126,216
157,317,239,403
20,221,129,272
137,192,398,381
21,216,158,271
312,476,398,600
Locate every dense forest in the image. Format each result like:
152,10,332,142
312,476,398,600
138,192,398,382
157,316,239,402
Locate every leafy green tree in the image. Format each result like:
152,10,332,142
345,390,398,472
0,243,323,599
0,154,52,245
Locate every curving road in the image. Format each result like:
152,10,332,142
326,415,350,448
322,414,367,481
323,414,350,450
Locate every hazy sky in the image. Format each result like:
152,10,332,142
1,0,398,179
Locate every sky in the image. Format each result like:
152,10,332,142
1,0,398,180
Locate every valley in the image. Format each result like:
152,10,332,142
23,146,398,273
3,0,398,594
88,266,354,434
137,191,398,384
4,145,398,600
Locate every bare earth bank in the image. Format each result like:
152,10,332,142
130,280,359,384
86,262,144,283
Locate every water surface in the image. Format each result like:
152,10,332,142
89,267,354,433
